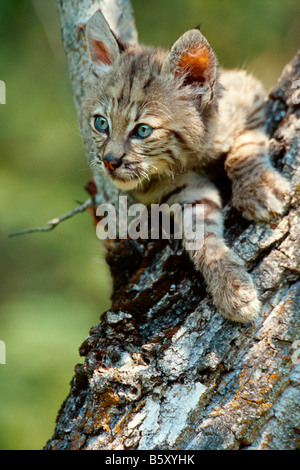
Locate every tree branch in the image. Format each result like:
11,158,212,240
9,197,96,238
45,1,300,451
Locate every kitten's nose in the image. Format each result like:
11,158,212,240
103,154,122,172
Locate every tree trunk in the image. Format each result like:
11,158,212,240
46,0,300,450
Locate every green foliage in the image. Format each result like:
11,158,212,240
132,0,300,88
0,0,110,450
0,0,299,450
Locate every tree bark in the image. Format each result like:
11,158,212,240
46,0,300,450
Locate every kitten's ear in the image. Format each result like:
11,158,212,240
162,29,217,105
86,10,120,70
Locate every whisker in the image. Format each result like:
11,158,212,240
78,167,92,172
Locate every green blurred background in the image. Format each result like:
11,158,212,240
0,0,299,450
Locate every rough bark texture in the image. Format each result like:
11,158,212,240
46,0,300,450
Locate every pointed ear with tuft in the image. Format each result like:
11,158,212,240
86,10,121,71
162,29,217,107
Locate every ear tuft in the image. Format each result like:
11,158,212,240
86,10,120,69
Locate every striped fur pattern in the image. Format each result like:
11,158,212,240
82,11,290,323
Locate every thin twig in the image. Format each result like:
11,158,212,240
9,197,96,238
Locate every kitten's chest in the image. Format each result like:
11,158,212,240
131,156,231,207
131,170,212,205
131,177,180,205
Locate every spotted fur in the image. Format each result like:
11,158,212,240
82,11,290,323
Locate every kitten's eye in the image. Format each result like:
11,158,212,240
94,115,109,133
133,124,153,139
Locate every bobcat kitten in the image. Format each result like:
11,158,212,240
82,11,290,323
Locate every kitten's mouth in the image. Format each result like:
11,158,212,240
99,156,150,189
102,159,150,189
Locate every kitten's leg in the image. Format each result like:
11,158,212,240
168,177,260,322
225,128,290,222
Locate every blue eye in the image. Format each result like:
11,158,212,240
134,124,153,139
94,115,109,133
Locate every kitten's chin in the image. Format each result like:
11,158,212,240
110,175,142,191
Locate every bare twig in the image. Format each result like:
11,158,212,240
9,197,96,238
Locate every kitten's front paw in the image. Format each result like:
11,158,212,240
210,253,261,323
232,169,291,222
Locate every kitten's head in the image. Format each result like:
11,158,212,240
82,10,218,191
